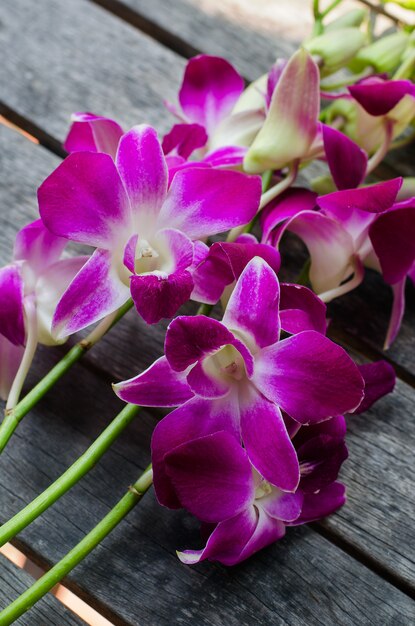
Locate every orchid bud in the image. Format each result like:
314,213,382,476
311,175,337,195
243,49,319,173
350,32,409,74
325,8,367,31
305,28,367,75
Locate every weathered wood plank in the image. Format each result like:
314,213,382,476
0,553,84,625
0,355,414,625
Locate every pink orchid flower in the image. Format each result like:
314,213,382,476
115,257,364,497
163,415,348,565
0,220,86,404
38,124,261,334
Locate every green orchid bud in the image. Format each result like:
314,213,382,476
243,49,319,173
310,175,337,195
350,32,409,74
305,28,367,75
325,8,367,32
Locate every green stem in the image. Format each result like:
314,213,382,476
0,299,134,453
196,303,213,316
0,465,153,626
0,402,140,548
295,259,311,286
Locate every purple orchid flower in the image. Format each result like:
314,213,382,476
261,179,402,300
164,55,266,167
64,112,124,158
114,257,364,497
163,415,348,565
38,124,261,334
0,220,86,404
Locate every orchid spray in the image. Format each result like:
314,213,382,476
1,1,412,621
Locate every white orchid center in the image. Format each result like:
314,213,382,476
204,344,246,383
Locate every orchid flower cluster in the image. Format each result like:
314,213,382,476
1,2,413,571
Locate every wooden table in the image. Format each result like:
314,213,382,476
0,1,414,623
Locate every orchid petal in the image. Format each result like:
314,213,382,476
165,315,253,376
354,361,396,413
322,124,367,190
384,279,406,350
240,385,300,491
202,145,247,168
113,356,194,407
369,206,415,285
35,256,89,345
259,488,303,522
298,434,348,493
158,167,261,240
254,330,364,424
279,283,327,335
165,431,254,523
151,394,240,508
162,123,208,158
223,257,280,352
0,264,25,346
38,152,131,248
261,187,317,245
64,112,124,158
116,125,168,230
52,249,130,338
178,55,244,134
191,240,280,305
186,361,232,399
318,178,402,216
0,334,24,401
349,79,415,116
130,270,193,325
13,219,67,275
291,482,346,525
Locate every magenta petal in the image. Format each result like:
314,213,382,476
162,123,208,158
261,187,318,245
0,333,24,401
166,315,241,371
116,125,168,225
317,178,402,215
186,361,231,398
179,55,244,134
0,264,25,346
203,146,247,168
178,508,258,566
158,167,261,240
298,434,348,493
165,431,254,523
291,482,346,525
38,152,131,248
349,79,414,116
385,279,406,350
240,386,300,491
52,249,130,338
192,240,280,305
14,219,67,275
322,124,367,190
130,270,193,325
223,257,281,351
369,207,415,284
151,394,240,508
113,356,194,407
279,283,327,335
353,361,396,413
254,331,364,424
64,112,124,158
259,489,303,522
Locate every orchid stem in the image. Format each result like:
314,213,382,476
196,303,213,316
0,298,134,453
259,161,299,210
0,402,140,548
0,464,153,626
5,298,38,412
366,120,393,175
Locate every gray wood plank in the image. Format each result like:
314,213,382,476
0,553,84,625
0,356,414,626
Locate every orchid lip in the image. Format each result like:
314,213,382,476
254,478,273,500
203,344,247,383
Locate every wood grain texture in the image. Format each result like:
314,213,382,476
0,554,84,625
